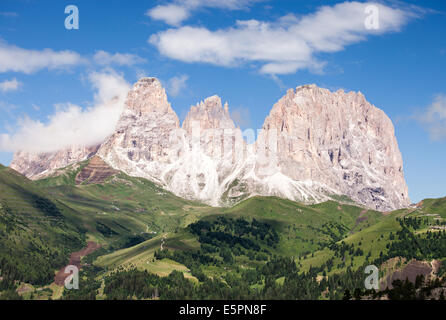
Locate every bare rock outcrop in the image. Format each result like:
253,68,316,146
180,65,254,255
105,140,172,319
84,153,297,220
165,95,245,204
97,77,182,185
10,144,99,180
231,85,410,211
75,156,118,185
10,78,410,211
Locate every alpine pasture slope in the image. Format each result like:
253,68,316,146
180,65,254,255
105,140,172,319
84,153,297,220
0,159,445,300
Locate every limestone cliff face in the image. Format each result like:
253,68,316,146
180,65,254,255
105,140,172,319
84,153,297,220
10,144,99,180
10,78,410,211
238,85,410,211
165,95,245,204
183,96,234,134
97,77,181,184
100,87,244,205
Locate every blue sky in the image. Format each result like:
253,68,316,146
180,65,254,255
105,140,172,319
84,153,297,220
0,0,445,202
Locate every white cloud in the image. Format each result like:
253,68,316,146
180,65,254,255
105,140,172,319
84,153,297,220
93,50,146,66
0,42,146,74
418,94,446,141
0,101,18,115
0,42,85,74
0,69,131,153
183,0,259,10
147,4,190,26
167,74,188,97
149,1,419,74
147,0,262,26
0,78,21,92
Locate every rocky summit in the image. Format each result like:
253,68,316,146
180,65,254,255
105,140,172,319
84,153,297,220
97,77,181,185
10,78,410,211
251,85,409,211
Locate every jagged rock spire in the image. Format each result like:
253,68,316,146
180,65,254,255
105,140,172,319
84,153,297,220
183,95,235,135
11,78,410,211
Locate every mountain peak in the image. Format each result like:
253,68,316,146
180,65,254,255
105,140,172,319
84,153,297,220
11,79,410,211
193,95,225,113
134,76,161,87
203,95,222,106
183,95,235,134
258,84,409,211
125,77,175,116
296,83,318,90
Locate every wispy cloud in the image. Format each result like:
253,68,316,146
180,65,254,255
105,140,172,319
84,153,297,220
147,0,262,26
0,101,19,118
416,94,446,141
0,69,130,153
0,78,21,92
0,101,18,111
150,1,421,75
166,74,188,97
0,42,85,74
0,42,146,74
0,12,18,18
93,50,146,66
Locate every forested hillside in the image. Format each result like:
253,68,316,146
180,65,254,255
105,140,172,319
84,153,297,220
1,163,445,300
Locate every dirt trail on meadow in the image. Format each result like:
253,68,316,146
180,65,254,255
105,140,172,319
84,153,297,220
54,241,101,286
354,209,368,226
160,234,167,251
